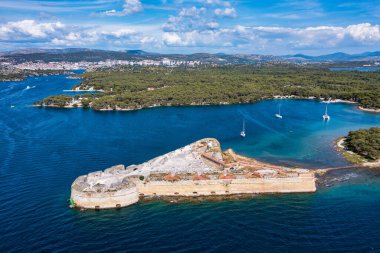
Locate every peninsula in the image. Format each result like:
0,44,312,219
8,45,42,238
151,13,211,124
39,65,380,112
70,138,316,210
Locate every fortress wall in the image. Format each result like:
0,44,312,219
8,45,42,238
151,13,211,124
71,174,315,209
71,186,139,209
137,173,316,196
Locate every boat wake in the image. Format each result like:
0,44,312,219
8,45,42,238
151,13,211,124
24,85,36,90
238,109,288,138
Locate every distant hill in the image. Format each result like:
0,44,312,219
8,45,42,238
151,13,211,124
124,50,157,55
1,48,380,64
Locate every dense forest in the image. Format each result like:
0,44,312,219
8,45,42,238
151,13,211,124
345,127,380,161
42,64,380,110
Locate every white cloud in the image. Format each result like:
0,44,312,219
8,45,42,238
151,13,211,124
162,28,244,47
207,22,219,29
346,23,380,42
0,20,65,40
102,0,143,16
160,22,380,53
214,7,236,18
162,6,210,32
1,19,380,54
162,32,183,45
162,3,237,33
104,9,117,15
0,19,147,49
201,0,231,7
179,6,206,16
107,28,137,38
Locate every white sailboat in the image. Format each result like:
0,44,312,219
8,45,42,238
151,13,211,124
275,104,283,119
323,103,330,121
240,120,246,138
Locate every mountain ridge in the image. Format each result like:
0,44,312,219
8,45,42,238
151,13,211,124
1,48,380,63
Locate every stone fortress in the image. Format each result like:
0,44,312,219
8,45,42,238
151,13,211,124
71,138,316,210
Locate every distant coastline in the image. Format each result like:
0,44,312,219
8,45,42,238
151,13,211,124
0,70,75,82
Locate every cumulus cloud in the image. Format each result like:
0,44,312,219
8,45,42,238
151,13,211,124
1,18,380,54
102,0,143,16
207,22,219,29
161,22,380,53
163,7,209,32
0,20,65,40
250,23,380,48
106,28,137,38
162,32,183,45
346,23,380,42
162,26,248,47
0,19,147,48
51,28,140,46
214,7,236,18
201,0,231,7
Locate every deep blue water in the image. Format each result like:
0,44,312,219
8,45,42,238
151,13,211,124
0,74,379,252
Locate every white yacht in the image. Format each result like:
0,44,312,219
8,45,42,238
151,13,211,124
240,120,246,138
323,103,330,121
275,105,283,119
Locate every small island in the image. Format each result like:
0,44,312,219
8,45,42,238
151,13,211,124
336,127,380,167
70,138,316,210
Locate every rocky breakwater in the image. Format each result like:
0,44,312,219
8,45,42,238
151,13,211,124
70,138,317,210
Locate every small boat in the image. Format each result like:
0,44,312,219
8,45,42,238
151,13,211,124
323,103,330,121
25,85,35,90
240,120,246,138
275,105,283,119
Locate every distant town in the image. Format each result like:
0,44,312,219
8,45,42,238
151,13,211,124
1,48,380,72
1,49,380,83
0,58,202,71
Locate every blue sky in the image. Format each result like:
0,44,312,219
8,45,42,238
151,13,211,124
0,0,379,55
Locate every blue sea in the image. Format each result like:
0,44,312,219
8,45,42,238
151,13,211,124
330,66,380,72
0,74,379,252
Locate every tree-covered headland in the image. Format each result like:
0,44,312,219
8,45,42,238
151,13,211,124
344,127,380,161
41,64,380,110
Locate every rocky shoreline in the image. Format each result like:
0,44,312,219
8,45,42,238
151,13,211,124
335,137,380,166
358,106,380,113
39,96,380,113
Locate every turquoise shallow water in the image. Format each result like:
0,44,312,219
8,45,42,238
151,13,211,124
0,74,379,252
